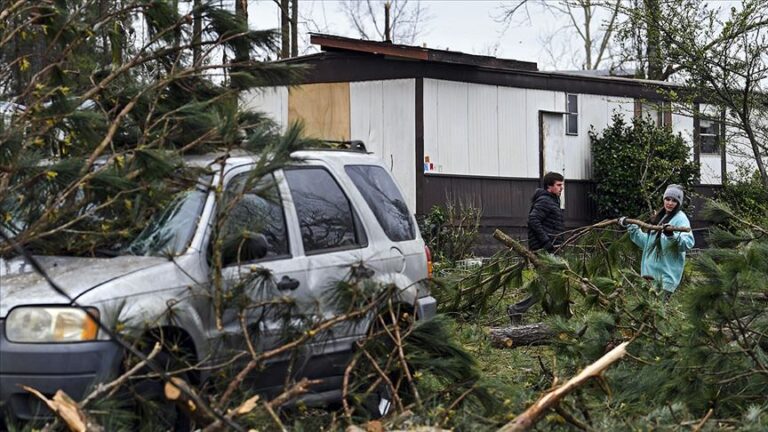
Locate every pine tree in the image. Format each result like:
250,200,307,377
0,0,307,257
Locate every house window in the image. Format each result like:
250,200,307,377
566,94,578,135
699,118,721,154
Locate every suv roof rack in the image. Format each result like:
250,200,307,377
324,140,367,153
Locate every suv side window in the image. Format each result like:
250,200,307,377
219,172,289,266
284,167,366,254
344,165,415,242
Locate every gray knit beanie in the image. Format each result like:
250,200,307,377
663,184,684,205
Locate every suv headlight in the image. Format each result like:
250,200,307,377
6,307,99,343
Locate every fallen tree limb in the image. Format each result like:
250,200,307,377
489,323,554,349
81,342,162,407
498,341,630,432
493,229,610,306
23,387,104,432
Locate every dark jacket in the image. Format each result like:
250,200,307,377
527,188,564,252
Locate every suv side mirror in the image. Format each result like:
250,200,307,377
242,233,268,261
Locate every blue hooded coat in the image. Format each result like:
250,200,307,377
627,211,695,292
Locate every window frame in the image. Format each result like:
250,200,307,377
699,117,722,155
565,93,578,136
283,166,368,256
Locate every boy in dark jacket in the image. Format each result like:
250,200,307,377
527,172,565,252
508,172,565,323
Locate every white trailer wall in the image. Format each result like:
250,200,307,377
424,79,635,180
241,87,289,131
350,79,416,211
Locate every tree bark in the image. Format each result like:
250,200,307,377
644,0,663,80
280,0,290,58
290,0,299,57
489,323,554,349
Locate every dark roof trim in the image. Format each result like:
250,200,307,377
310,33,539,72
288,52,676,101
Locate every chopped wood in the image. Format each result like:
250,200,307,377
164,376,214,425
23,387,103,432
498,341,630,432
489,323,554,349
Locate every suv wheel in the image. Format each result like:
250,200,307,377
122,345,194,431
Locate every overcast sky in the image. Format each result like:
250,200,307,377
246,1,563,68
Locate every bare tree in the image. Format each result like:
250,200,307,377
338,0,430,45
499,0,621,70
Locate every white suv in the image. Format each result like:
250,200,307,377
0,148,435,423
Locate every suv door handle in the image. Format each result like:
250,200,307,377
277,276,300,291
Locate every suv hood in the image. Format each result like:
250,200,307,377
0,255,167,317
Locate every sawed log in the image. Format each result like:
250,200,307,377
489,323,554,349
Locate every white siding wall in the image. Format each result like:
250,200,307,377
350,79,416,211
497,87,528,177
700,155,723,184
468,84,500,176
425,79,636,180
425,79,560,178
240,87,288,131
725,132,756,180
526,89,561,177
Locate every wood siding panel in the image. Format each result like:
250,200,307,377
671,107,694,162
350,81,383,155
288,83,350,140
566,93,608,179
437,80,470,175
382,80,416,210
525,89,558,177
498,87,528,177
423,79,440,172
241,87,288,132
700,155,723,185
607,96,634,120
350,79,416,210
423,174,594,254
468,83,500,176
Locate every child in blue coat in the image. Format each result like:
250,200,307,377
619,184,695,296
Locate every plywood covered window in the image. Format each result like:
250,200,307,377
566,94,578,135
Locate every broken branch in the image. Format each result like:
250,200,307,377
498,341,630,432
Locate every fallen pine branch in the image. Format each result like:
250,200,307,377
80,342,162,407
488,323,554,349
493,229,610,306
498,341,630,432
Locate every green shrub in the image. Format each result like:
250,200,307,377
717,167,768,223
419,201,481,264
591,114,699,219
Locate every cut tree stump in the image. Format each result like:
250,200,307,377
489,323,554,349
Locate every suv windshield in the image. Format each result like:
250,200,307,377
125,188,208,257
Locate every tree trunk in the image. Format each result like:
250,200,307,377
290,0,298,57
489,323,554,348
193,0,202,66
644,0,663,80
234,0,249,63
281,0,290,58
